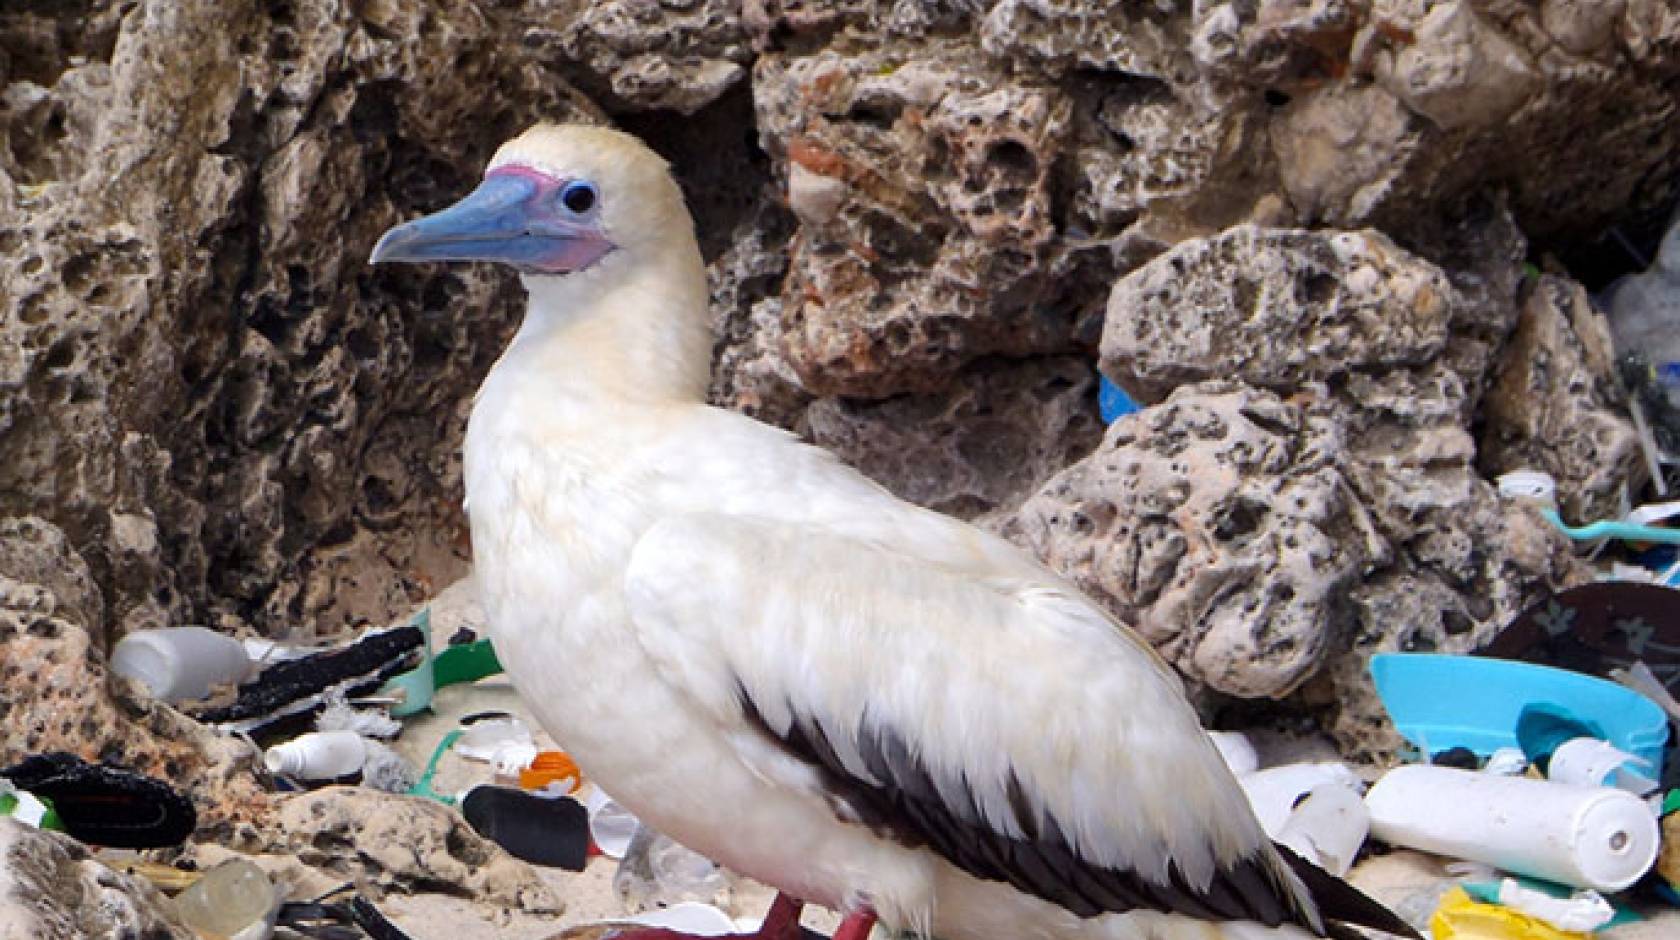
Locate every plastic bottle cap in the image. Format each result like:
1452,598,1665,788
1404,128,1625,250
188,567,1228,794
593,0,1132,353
1496,471,1558,504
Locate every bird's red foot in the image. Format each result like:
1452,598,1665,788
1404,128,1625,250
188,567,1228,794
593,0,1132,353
831,907,878,940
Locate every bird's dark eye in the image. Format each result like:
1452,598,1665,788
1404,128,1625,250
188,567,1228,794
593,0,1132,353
560,181,597,214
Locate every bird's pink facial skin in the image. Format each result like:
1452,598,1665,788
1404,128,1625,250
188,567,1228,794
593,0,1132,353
369,163,614,275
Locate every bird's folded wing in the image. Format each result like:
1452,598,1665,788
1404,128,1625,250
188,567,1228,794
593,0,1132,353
622,513,1319,930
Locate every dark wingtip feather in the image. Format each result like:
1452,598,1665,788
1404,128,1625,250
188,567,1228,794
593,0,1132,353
1274,843,1422,940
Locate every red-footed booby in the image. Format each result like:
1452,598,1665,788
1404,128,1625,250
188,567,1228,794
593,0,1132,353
371,124,1417,940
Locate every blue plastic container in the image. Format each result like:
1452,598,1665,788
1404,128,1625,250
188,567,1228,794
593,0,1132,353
1369,653,1670,774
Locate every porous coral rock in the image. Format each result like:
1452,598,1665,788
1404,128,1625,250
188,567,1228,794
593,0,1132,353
274,787,559,910
1006,384,1381,699
0,818,190,940
1480,275,1642,523
754,39,1108,399
1101,225,1459,402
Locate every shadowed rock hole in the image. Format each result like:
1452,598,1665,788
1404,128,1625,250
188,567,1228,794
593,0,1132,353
1302,271,1336,304
845,102,901,131
986,140,1037,181
1263,89,1291,108
42,338,75,370
1212,497,1266,541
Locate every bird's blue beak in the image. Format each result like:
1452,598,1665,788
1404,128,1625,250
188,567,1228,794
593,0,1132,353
370,169,613,275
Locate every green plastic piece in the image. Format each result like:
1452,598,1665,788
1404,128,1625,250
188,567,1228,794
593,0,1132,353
432,639,502,688
1663,788,1680,816
407,728,464,806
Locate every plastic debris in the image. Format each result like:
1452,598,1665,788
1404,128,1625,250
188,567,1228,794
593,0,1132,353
1238,762,1364,837
111,626,255,703
1365,764,1658,892
1429,885,1590,940
615,823,732,911
0,752,196,849
278,890,415,940
613,901,741,937
453,716,538,776
1370,653,1669,773
1098,375,1140,424
1547,737,1658,795
1495,880,1616,934
583,785,641,859
265,730,371,781
0,777,60,831
460,784,590,870
172,858,281,940
1274,783,1369,878
193,621,425,740
1483,747,1530,776
520,751,582,793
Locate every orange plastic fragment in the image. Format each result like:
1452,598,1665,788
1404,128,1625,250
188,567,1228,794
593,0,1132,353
519,750,582,794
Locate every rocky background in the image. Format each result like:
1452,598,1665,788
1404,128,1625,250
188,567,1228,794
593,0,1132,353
3,0,1679,868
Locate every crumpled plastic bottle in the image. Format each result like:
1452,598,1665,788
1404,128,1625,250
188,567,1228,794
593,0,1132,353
172,858,280,940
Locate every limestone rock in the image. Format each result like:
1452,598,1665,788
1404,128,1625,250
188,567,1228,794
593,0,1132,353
1102,225,1460,402
0,517,271,839
273,787,559,910
1481,275,1642,522
0,818,190,940
0,0,601,638
1007,384,1383,698
753,38,1112,398
521,1,750,114
807,357,1102,521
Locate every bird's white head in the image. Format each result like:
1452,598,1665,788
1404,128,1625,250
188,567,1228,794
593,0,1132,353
371,123,692,281
371,124,712,401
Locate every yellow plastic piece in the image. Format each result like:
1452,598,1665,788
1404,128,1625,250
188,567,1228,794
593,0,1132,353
1430,886,1592,940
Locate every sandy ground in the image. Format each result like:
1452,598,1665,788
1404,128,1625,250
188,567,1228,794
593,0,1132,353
367,582,1679,940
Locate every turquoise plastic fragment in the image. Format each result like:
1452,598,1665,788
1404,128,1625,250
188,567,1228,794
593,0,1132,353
407,728,463,806
382,609,435,718
1540,506,1680,545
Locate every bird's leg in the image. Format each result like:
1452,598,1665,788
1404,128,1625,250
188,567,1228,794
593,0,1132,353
830,907,877,940
753,892,806,940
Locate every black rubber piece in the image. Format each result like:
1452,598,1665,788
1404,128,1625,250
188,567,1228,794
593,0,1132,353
460,785,590,871
0,752,197,849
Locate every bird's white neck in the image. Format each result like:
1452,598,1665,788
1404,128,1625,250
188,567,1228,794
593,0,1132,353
501,241,712,406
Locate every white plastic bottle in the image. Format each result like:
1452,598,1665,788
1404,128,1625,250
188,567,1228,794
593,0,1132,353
1365,764,1658,892
263,731,370,780
111,627,254,702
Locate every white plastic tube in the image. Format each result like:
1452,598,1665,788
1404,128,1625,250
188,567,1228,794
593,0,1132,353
1365,764,1658,891
111,627,253,702
264,731,369,780
583,786,640,859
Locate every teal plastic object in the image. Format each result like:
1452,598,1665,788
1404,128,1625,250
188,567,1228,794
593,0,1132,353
1539,506,1680,545
1369,653,1669,773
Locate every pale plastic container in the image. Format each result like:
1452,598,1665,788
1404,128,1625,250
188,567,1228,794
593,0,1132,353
1274,784,1370,878
172,858,279,940
1365,764,1658,892
263,731,369,780
1239,762,1364,836
583,785,640,858
111,627,253,702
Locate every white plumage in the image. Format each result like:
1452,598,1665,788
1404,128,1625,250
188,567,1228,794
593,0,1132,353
372,124,1414,940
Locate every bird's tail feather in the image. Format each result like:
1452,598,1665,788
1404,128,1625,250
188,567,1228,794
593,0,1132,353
1273,843,1421,940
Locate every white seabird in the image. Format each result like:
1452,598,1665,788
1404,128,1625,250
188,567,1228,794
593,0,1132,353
371,124,1417,940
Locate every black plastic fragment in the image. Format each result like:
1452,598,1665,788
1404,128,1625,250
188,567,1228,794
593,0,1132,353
0,752,196,849
190,625,423,738
460,785,590,871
